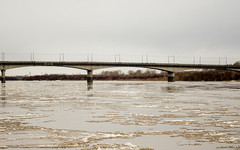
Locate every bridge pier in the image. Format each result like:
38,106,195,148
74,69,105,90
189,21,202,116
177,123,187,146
1,69,6,83
87,70,93,90
168,72,175,82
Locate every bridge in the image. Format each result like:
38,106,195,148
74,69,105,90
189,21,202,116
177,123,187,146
0,61,239,89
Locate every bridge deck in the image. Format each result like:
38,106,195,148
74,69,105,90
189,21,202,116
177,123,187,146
0,61,239,70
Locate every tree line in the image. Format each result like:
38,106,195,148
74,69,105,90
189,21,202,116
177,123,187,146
3,69,240,81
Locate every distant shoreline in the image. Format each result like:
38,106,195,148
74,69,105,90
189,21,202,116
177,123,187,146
5,79,240,82
3,70,240,82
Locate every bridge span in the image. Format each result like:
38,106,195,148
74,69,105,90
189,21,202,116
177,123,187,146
0,61,239,89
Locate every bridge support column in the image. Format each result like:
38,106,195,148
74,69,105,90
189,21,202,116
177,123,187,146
1,69,6,83
168,72,175,82
87,70,93,90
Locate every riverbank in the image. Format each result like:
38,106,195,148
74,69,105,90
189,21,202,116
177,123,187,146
4,70,240,82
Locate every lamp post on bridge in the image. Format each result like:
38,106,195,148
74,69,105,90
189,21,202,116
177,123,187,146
59,53,65,62
114,54,121,62
218,57,228,65
168,56,175,63
2,53,5,61
87,54,93,62
30,52,35,61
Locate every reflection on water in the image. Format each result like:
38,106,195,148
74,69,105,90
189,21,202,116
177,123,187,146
1,84,6,107
0,81,239,150
161,85,184,93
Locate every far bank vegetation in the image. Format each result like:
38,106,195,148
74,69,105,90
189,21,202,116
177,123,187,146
5,69,240,81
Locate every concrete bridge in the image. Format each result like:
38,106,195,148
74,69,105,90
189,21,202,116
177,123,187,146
0,61,240,89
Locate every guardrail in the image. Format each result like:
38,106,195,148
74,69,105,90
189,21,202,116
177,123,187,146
0,53,239,65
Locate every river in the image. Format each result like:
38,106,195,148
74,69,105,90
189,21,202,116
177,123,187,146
0,81,239,149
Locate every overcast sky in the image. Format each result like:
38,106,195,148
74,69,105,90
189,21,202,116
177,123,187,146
0,0,240,75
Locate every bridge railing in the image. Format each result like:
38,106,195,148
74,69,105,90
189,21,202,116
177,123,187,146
0,53,239,65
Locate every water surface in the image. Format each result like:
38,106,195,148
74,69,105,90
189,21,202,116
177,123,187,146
0,81,239,149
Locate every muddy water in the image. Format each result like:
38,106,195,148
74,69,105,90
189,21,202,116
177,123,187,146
0,81,239,150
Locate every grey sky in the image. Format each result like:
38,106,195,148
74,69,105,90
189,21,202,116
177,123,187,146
0,0,240,75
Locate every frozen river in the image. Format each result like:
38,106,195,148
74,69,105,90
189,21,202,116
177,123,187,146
0,81,239,149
